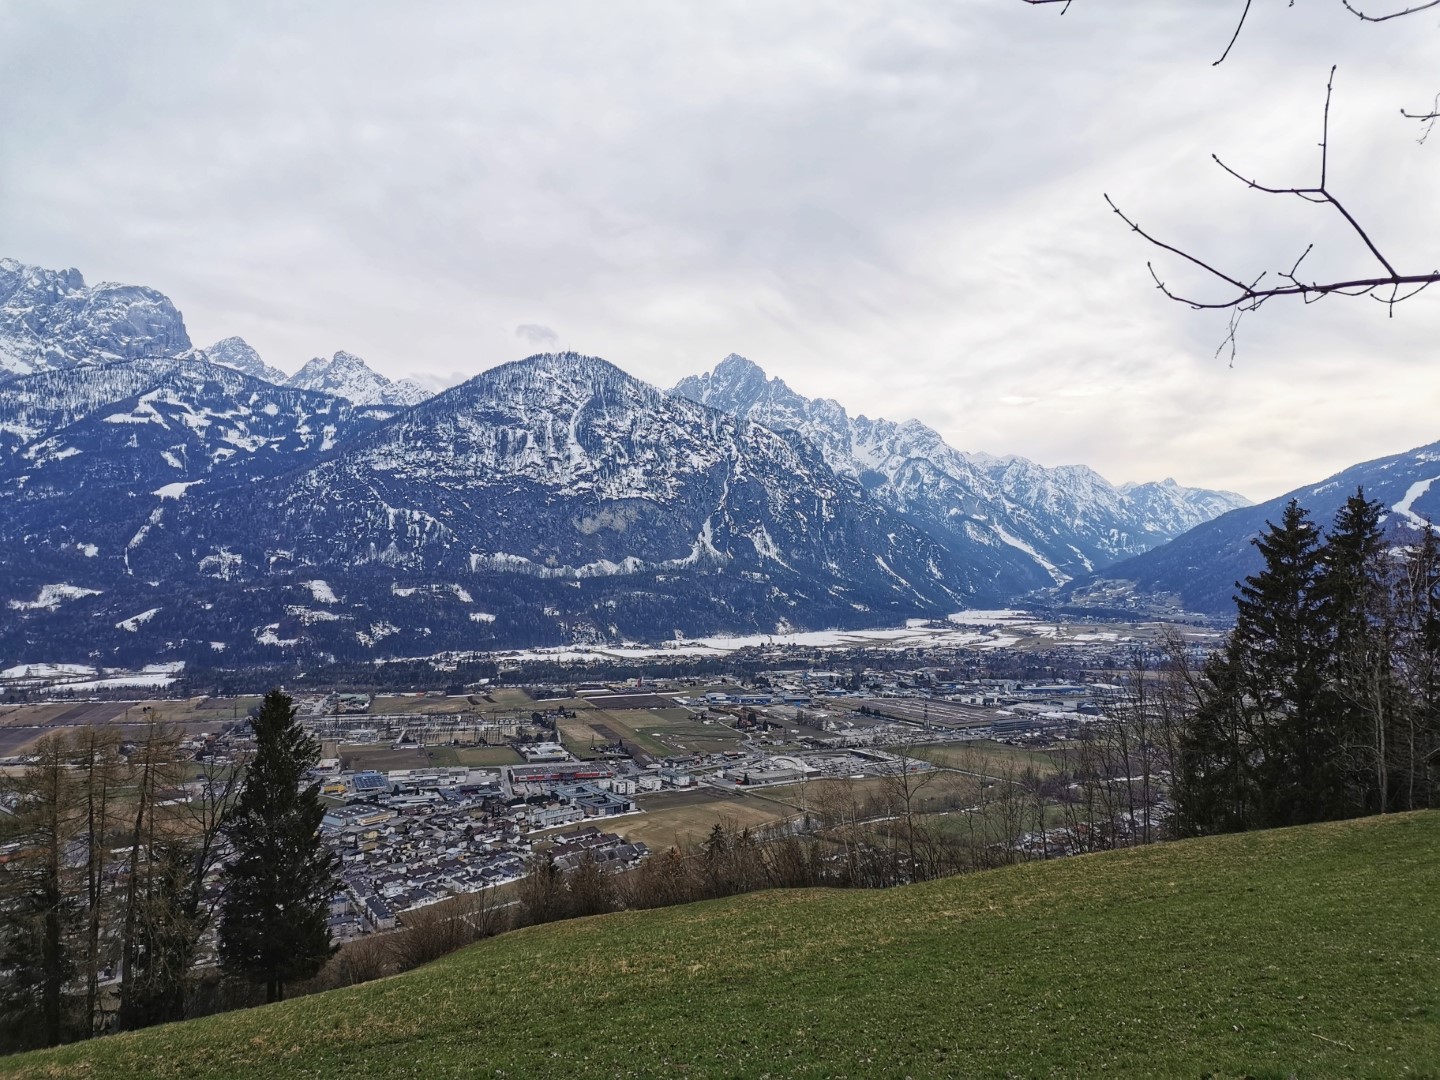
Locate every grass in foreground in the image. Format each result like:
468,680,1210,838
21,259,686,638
7,813,1437,1079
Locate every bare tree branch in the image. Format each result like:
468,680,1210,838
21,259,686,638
1342,0,1440,22
1215,0,1255,65
1105,67,1440,320
1401,93,1440,143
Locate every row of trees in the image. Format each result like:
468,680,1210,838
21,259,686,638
0,690,338,1051
1173,492,1440,833
0,713,236,1048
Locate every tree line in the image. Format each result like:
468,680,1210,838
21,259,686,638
0,690,337,1052
1171,491,1440,833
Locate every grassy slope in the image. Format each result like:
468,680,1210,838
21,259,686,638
7,813,1438,1079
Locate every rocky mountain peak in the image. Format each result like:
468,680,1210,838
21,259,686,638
0,258,190,379
203,336,289,385
286,350,429,407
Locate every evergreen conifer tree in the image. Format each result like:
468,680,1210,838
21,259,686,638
1316,489,1396,814
1180,500,1329,831
218,689,337,1003
1232,499,1330,825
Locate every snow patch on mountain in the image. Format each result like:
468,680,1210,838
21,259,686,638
8,584,102,611
1393,477,1440,532
153,480,205,500
116,607,161,632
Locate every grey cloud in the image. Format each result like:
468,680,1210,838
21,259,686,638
0,2,1436,500
515,324,560,347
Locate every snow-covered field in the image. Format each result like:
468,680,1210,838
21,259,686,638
0,661,184,689
387,610,1059,665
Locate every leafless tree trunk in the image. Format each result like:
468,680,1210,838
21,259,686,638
75,727,122,1036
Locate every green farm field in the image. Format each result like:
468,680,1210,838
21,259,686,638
559,706,744,760
424,745,523,767
908,738,1066,776
11,812,1437,1078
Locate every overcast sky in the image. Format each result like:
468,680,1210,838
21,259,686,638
2,2,1437,501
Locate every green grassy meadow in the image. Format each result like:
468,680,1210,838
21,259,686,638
6,813,1437,1078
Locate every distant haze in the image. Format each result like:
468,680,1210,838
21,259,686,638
2,2,1437,501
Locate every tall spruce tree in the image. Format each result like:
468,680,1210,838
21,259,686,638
219,689,338,1003
1234,499,1332,825
1316,489,1396,815
1180,500,1330,831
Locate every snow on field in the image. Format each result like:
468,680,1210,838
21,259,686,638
62,673,179,690
0,662,97,680
972,634,1023,649
478,612,1043,663
946,609,1033,626
0,661,182,689
469,612,497,623
8,583,103,610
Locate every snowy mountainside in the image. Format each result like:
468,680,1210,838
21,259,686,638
672,354,1250,582
203,336,290,385
1,353,1042,665
0,259,191,379
0,357,185,459
1066,439,1440,614
286,351,430,406
0,359,393,593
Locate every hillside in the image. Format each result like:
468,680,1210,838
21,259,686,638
8,812,1437,1078
1066,438,1440,614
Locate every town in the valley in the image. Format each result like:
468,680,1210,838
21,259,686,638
0,610,1213,950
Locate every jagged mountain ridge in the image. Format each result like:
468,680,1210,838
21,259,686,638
203,336,290,385
286,350,430,406
671,354,1250,583
205,338,432,407
0,259,191,379
1064,439,1440,614
0,257,433,409
0,252,1253,664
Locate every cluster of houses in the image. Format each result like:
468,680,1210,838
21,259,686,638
313,758,660,937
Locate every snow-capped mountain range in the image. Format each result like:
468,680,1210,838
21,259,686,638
0,258,429,408
671,355,1250,584
0,257,1256,665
